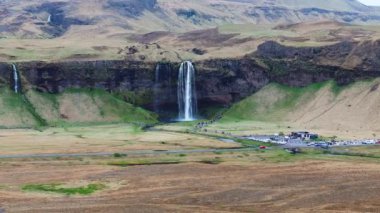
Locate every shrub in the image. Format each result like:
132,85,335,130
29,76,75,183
113,153,127,158
22,183,105,195
200,157,223,165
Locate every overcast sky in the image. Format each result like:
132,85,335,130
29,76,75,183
358,0,380,6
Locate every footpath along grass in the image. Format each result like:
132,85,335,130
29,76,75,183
107,156,226,166
107,158,182,167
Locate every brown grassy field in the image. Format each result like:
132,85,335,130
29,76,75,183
2,21,380,62
0,124,380,212
1,153,380,212
0,124,239,155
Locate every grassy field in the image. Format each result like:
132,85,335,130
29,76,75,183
332,145,380,157
0,125,380,212
1,71,379,213
0,124,240,155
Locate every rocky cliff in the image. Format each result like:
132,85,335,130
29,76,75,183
254,40,380,86
2,40,380,120
0,59,268,118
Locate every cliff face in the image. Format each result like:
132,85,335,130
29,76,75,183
15,61,155,93
195,59,269,107
1,41,380,118
255,40,380,72
0,59,269,117
254,40,380,86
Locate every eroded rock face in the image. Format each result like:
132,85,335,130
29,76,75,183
0,59,269,116
255,40,356,66
255,40,380,86
15,61,156,94
255,40,380,72
195,59,269,107
2,40,380,117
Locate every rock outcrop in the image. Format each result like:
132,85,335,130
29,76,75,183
1,40,380,118
254,40,380,86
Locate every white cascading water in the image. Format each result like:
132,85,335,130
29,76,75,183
178,61,197,121
153,64,161,113
12,64,19,93
47,14,51,23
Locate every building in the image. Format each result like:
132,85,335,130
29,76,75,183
290,131,318,140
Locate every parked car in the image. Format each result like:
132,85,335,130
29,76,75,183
315,142,329,149
367,140,376,145
362,140,375,145
259,146,267,150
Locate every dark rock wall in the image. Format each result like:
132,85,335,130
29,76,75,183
195,58,269,107
255,40,380,86
255,40,380,72
0,59,270,115
13,60,156,93
1,41,380,116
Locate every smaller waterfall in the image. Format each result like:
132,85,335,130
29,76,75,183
178,61,197,121
12,64,20,94
47,14,52,23
153,63,174,120
153,64,161,113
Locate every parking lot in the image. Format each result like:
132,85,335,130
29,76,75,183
244,134,380,148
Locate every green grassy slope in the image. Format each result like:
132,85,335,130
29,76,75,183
0,88,157,128
0,88,40,128
218,79,380,137
221,82,329,122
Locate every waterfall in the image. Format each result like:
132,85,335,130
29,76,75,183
153,64,161,113
178,61,197,121
47,14,51,23
12,64,20,93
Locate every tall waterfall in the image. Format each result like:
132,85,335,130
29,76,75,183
47,14,52,23
178,61,197,121
12,64,20,93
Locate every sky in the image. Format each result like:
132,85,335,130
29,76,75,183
358,0,380,6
